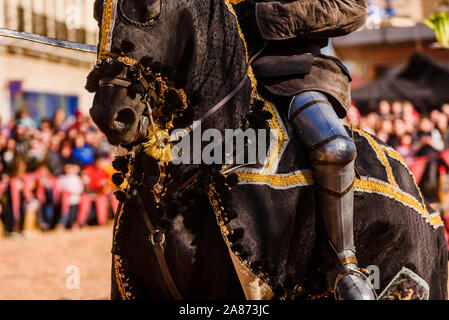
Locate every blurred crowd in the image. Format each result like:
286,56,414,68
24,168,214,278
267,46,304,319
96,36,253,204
345,100,449,165
2,100,449,242
0,109,119,239
345,100,449,249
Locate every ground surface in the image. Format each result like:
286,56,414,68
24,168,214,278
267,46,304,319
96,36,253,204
0,221,448,300
0,225,112,300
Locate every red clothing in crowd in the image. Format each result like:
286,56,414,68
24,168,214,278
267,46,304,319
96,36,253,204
84,165,110,193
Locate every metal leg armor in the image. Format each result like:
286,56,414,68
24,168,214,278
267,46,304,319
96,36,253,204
288,91,376,300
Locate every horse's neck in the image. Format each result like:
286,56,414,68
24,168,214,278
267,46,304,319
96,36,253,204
190,3,250,131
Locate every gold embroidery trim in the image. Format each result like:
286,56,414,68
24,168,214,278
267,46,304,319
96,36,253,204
228,0,247,5
207,183,275,299
262,100,289,174
382,145,431,219
236,171,443,228
355,177,443,228
355,129,398,188
98,51,143,69
224,0,289,175
113,204,124,245
98,0,115,58
238,170,313,188
383,146,404,164
113,255,130,300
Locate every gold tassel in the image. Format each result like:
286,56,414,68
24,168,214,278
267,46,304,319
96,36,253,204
142,126,173,162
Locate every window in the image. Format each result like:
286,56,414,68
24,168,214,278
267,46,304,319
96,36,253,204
32,13,48,36
55,20,68,41
10,89,79,123
17,7,25,32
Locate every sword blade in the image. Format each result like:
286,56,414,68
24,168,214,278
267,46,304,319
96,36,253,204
0,28,97,53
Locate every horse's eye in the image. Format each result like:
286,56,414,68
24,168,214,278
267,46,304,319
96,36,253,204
120,0,161,24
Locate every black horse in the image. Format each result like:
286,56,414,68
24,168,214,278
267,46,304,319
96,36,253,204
88,0,448,300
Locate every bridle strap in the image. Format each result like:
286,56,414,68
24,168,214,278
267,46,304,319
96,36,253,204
170,72,250,142
99,78,132,88
133,189,183,300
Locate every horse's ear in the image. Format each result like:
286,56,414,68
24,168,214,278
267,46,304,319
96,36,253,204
120,0,161,24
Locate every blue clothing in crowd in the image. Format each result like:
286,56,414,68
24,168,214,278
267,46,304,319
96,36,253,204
72,144,95,166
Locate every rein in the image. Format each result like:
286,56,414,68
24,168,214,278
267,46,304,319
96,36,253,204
134,189,183,299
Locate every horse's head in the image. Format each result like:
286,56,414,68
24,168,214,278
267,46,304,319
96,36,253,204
88,0,197,146
88,0,251,152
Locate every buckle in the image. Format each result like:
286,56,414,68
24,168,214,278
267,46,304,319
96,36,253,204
149,230,166,246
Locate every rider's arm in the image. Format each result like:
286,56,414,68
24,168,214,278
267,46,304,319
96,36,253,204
253,0,367,40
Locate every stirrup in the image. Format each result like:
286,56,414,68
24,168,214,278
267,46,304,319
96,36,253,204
334,267,378,300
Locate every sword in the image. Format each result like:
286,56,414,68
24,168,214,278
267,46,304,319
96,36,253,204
0,27,97,53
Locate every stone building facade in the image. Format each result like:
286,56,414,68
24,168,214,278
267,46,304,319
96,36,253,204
0,0,98,123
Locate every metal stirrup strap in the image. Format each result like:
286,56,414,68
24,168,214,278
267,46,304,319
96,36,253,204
311,154,357,168
134,191,183,300
316,179,355,198
290,99,332,121
309,135,355,152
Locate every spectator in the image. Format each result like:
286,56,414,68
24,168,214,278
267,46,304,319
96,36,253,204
46,136,65,176
84,157,111,194
35,166,58,231
26,138,47,172
53,108,74,132
60,139,74,166
391,101,403,119
345,104,361,128
387,119,407,149
13,125,29,158
1,139,16,174
57,163,84,229
442,103,449,118
16,109,36,129
72,134,95,167
396,134,414,162
436,115,449,149
0,108,118,237
377,100,392,120
10,157,31,236
0,172,14,237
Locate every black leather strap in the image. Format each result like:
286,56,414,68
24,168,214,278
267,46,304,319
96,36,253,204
309,135,354,152
316,179,355,198
99,78,132,88
311,154,357,168
290,99,332,121
134,191,183,300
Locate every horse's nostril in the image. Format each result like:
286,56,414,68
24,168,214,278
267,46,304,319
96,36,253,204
114,108,136,126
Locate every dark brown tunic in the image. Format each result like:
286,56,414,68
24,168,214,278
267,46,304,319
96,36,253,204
238,0,367,118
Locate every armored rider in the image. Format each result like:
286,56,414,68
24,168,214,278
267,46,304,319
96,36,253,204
235,0,376,300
